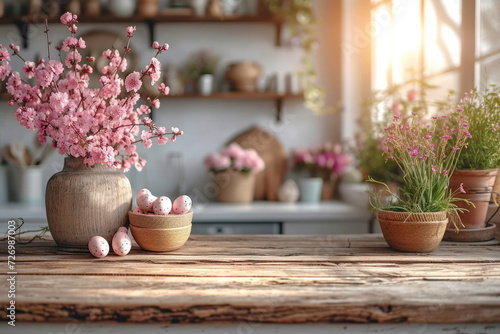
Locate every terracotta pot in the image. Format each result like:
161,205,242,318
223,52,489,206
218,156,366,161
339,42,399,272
46,157,132,252
377,210,448,253
321,179,335,200
492,169,500,204
214,170,255,203
225,62,262,92
449,169,497,229
138,0,159,17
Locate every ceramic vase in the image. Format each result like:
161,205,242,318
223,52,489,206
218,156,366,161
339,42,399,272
45,157,132,252
377,210,448,253
449,169,497,229
298,177,322,203
108,0,136,16
225,62,262,92
214,170,255,203
198,74,214,95
191,0,208,15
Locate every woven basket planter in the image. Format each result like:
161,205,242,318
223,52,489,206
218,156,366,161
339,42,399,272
377,210,448,253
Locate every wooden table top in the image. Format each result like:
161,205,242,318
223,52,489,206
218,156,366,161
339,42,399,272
1,234,500,325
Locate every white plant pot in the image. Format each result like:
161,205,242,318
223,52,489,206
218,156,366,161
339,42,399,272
191,0,208,15
8,165,44,205
108,0,136,17
198,74,214,96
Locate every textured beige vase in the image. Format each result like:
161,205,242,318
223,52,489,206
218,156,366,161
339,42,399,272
225,62,262,92
46,157,132,252
214,170,255,203
377,210,448,253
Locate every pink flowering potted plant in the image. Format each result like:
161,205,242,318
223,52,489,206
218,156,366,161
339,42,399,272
0,13,183,251
448,87,500,231
368,107,470,253
292,142,351,202
204,143,265,203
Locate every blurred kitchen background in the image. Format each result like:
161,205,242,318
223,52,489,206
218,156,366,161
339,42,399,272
0,0,499,234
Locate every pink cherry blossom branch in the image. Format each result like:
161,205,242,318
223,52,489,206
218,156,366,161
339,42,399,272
44,19,51,61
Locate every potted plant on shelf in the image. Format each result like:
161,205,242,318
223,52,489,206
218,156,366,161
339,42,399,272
204,142,265,203
182,49,219,96
0,13,183,251
368,106,470,253
292,142,350,202
449,86,500,229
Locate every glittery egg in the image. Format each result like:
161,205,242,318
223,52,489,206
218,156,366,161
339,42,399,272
137,193,157,211
153,196,172,215
172,195,192,214
112,232,131,256
88,236,109,258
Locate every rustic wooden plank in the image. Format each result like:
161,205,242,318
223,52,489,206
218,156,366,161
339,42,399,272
1,275,499,324
10,261,500,278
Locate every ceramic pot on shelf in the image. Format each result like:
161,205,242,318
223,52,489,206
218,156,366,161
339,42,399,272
377,210,448,253
225,62,262,92
298,177,322,203
449,169,497,229
198,74,214,96
45,157,132,252
214,170,255,203
84,0,101,16
108,0,136,17
191,0,209,15
138,0,159,17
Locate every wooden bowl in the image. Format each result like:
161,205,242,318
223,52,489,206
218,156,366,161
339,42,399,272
129,211,193,229
128,211,193,252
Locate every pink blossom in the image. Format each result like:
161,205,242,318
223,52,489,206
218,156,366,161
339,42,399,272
60,12,73,24
146,58,161,85
62,37,77,51
162,43,169,51
392,102,402,115
48,60,64,76
65,51,82,68
125,72,142,92
443,170,448,175
494,124,499,131
0,47,10,61
9,44,20,54
49,92,69,111
451,129,457,133
222,142,245,159
157,136,168,145
382,146,388,152
424,135,431,140
452,147,458,151
126,26,136,37
407,89,418,102
457,107,463,112
158,83,170,95
0,63,12,80
459,183,466,194
152,41,160,50
463,130,472,138
432,165,437,171
442,135,452,140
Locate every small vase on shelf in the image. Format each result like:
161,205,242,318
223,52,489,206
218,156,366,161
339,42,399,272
198,74,214,96
298,177,322,203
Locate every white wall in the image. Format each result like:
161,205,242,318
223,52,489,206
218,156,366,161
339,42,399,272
0,0,342,203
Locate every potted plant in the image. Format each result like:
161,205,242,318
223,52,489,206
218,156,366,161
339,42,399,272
368,107,470,253
449,86,500,229
292,142,350,202
182,49,219,95
0,13,182,251
204,142,265,203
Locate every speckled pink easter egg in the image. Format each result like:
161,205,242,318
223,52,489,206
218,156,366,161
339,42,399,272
136,188,152,207
137,193,157,211
153,196,172,215
172,195,192,214
112,232,131,256
88,236,109,258
132,207,146,214
117,226,128,234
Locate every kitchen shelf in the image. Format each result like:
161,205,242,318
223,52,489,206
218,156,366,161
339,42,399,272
0,14,284,48
163,92,303,121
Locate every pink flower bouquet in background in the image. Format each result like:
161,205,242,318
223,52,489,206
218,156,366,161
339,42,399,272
0,13,182,172
292,142,351,181
204,143,265,175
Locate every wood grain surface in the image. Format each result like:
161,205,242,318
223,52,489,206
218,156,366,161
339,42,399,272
1,234,499,324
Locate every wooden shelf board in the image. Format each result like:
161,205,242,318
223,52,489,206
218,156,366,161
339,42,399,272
163,92,303,100
0,14,282,25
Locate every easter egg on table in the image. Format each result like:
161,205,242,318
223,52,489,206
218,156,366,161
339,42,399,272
88,236,109,258
112,231,132,256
